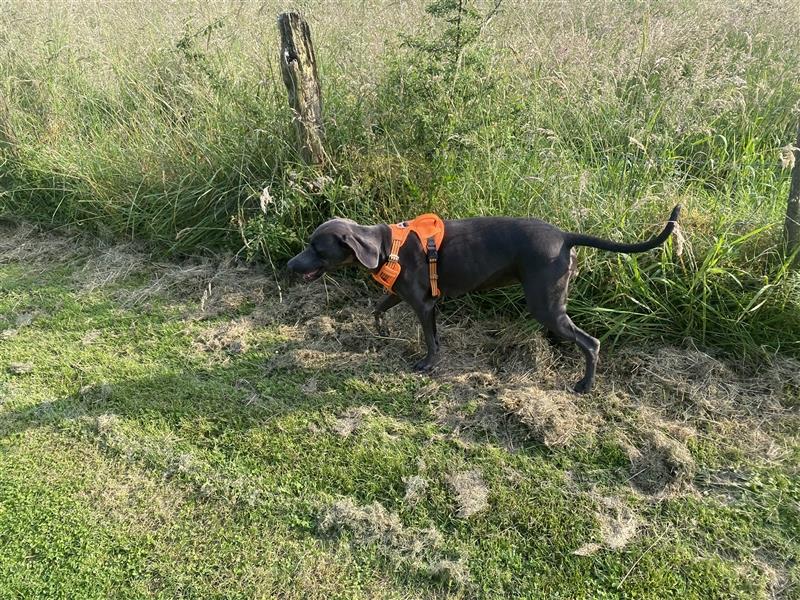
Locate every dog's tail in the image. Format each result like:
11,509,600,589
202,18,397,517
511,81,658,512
565,205,681,253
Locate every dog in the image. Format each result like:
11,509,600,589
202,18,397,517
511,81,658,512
287,206,680,393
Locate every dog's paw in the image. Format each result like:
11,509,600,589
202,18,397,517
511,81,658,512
572,378,593,394
412,358,435,373
373,315,390,338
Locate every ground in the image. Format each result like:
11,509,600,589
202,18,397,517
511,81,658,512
0,221,798,599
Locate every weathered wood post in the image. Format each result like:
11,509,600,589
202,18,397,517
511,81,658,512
785,122,800,267
278,12,326,166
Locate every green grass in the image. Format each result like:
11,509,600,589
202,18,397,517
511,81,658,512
1,226,798,598
1,2,799,593
1,1,799,355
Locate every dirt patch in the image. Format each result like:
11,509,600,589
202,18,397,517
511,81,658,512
627,430,696,495
318,497,468,586
447,470,489,518
500,385,595,448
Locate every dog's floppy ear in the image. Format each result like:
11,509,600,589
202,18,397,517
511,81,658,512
342,224,382,270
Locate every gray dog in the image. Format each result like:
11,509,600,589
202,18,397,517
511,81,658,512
288,206,680,393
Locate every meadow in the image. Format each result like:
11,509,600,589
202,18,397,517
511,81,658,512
1,1,799,598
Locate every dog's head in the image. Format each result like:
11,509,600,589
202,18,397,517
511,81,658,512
287,218,384,282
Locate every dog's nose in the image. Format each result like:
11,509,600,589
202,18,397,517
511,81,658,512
286,255,300,272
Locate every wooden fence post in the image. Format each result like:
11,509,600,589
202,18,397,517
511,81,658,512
277,12,326,167
785,122,800,267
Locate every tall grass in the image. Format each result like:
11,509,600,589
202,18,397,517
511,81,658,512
1,0,799,355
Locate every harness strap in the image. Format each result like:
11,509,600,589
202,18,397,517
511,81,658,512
373,233,406,292
426,236,439,297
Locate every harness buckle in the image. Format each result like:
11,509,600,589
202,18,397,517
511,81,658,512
426,236,438,261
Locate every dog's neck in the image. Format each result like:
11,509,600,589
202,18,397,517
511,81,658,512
373,224,393,272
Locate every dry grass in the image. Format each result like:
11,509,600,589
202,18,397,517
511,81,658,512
573,495,642,556
446,470,489,519
626,430,696,495
317,497,468,586
7,361,33,375
403,475,429,506
330,407,374,437
118,256,272,315
500,385,596,448
194,318,253,356
79,449,186,536
0,222,83,267
74,244,147,292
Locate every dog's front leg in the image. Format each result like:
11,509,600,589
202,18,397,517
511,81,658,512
411,300,438,372
373,293,401,337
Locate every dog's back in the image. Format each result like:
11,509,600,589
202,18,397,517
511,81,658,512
437,217,570,296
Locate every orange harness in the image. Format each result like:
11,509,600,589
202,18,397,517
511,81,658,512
372,213,445,297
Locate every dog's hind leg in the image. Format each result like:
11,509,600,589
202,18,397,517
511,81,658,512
541,312,600,393
522,266,600,393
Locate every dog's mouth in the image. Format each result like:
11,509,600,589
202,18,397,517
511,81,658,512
301,267,324,282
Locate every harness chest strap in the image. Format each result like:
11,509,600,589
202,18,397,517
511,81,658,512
372,213,445,297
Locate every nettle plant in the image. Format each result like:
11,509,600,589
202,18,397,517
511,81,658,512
375,0,506,160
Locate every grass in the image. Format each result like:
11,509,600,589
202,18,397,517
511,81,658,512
1,1,799,355
1,223,798,598
1,2,799,595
